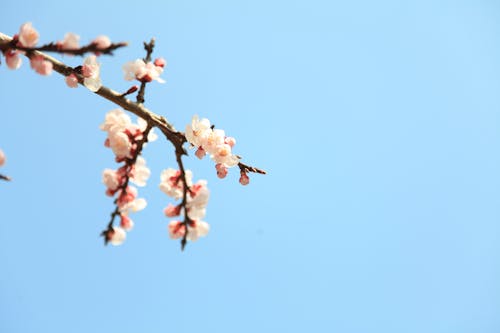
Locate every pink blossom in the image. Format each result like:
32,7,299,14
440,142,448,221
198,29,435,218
5,50,22,70
203,129,226,155
164,203,181,217
102,169,119,192
92,35,111,51
100,109,132,134
59,32,80,51
215,163,228,179
239,172,250,186
187,180,210,210
65,73,79,88
225,136,236,148
120,215,134,231
212,143,239,167
0,149,5,167
82,55,101,92
108,131,132,159
120,197,147,214
18,22,39,47
154,57,166,68
195,147,206,159
109,226,126,246
130,156,150,187
186,220,210,242
30,55,53,75
168,221,186,239
185,115,211,147
122,59,165,83
159,168,193,200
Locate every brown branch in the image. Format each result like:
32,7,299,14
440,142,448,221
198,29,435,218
0,39,127,56
0,174,11,181
0,31,266,249
238,162,267,175
136,38,155,104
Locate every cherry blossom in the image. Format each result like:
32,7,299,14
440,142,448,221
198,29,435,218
30,55,53,75
239,171,250,185
159,168,193,200
186,220,210,242
185,115,240,176
0,23,265,249
130,156,150,187
5,50,22,70
109,226,126,246
18,22,39,47
109,130,133,159
215,163,228,179
154,57,166,69
164,203,181,217
65,73,78,88
185,115,211,147
120,214,134,231
168,220,186,239
58,32,80,51
92,35,111,51
100,109,132,133
102,169,119,194
82,55,101,92
195,147,206,160
122,58,165,83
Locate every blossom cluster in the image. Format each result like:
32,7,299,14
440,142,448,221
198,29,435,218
185,115,250,185
3,22,52,74
1,23,265,249
100,109,156,245
1,22,106,92
160,168,210,244
123,57,166,83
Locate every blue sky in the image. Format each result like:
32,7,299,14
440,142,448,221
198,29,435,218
1,1,500,332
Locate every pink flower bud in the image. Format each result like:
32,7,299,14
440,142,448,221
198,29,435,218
168,220,186,239
30,55,53,76
65,73,79,88
5,50,22,70
164,203,181,217
120,215,134,231
239,172,250,186
195,146,206,159
215,163,228,179
224,136,236,148
154,57,166,68
93,35,111,51
18,22,39,47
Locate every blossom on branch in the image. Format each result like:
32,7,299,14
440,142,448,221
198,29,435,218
30,55,53,75
0,23,266,249
5,50,22,69
58,32,80,52
160,169,210,247
100,109,153,246
122,58,165,83
186,115,240,176
17,22,39,47
82,55,102,92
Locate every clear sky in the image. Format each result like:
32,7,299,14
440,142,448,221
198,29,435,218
1,0,500,332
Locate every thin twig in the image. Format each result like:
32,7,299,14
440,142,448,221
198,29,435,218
0,39,127,56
